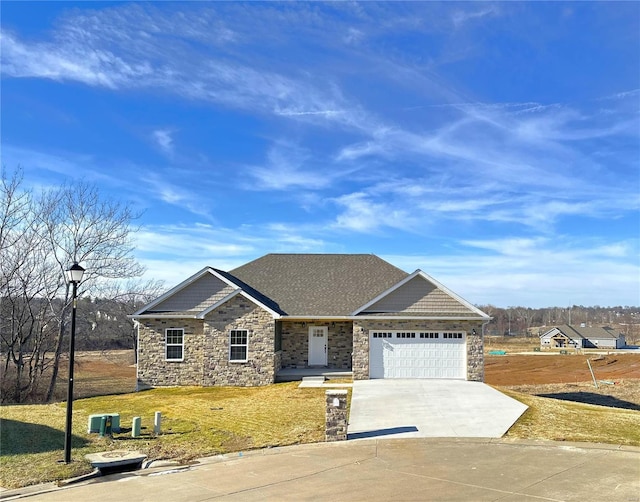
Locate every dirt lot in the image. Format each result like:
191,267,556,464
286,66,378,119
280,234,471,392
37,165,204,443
57,350,136,400
485,353,640,385
486,353,640,409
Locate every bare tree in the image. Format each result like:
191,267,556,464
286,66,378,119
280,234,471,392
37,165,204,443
515,307,537,336
0,237,59,402
0,169,60,402
0,168,32,288
92,278,165,362
40,182,145,402
0,170,146,403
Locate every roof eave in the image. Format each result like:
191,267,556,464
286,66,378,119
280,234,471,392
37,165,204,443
128,314,198,320
351,315,490,321
278,314,492,321
279,315,353,321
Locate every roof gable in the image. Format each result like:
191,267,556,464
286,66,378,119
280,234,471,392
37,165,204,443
152,271,234,313
133,267,236,316
353,270,490,319
540,327,564,340
231,254,408,316
133,267,283,318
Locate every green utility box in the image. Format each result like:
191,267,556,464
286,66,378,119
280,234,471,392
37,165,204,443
88,413,120,433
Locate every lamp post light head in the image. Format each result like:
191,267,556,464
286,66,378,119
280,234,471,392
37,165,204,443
66,262,85,284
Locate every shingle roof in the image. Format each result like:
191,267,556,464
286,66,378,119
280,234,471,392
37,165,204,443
230,254,408,316
556,324,621,340
214,268,287,316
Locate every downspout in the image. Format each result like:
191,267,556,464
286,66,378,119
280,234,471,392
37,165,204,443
481,318,492,341
134,319,140,392
481,318,491,382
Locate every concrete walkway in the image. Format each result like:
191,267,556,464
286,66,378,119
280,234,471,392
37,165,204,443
348,380,529,439
3,439,639,501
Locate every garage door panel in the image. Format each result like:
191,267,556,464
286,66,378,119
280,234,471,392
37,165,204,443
370,331,466,379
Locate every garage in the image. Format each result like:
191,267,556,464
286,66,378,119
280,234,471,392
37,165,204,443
369,331,466,379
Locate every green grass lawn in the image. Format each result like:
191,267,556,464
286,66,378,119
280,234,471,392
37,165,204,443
2,383,639,490
502,389,640,446
0,383,333,489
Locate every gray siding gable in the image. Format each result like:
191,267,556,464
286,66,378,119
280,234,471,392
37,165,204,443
360,275,478,316
355,270,489,319
152,272,236,314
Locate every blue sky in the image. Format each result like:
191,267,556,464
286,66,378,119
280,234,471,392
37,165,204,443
1,2,639,308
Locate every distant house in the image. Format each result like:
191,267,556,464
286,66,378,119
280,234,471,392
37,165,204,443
540,324,626,349
131,254,490,388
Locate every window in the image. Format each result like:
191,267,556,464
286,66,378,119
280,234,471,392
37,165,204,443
165,328,184,361
229,329,248,362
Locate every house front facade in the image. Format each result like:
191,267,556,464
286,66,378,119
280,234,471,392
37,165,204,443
540,324,626,349
132,254,491,388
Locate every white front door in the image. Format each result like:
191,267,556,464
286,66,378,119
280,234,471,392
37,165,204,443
308,326,328,366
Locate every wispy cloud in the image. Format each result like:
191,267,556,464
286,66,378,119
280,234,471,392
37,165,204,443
135,225,254,257
451,6,499,29
329,91,639,233
246,142,343,191
1,144,129,191
600,88,640,101
343,27,365,45
152,129,175,156
332,192,418,233
1,8,356,132
0,31,153,88
2,143,220,220
141,172,216,219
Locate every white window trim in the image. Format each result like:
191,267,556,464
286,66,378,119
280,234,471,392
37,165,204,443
370,330,466,340
229,329,249,363
165,328,184,362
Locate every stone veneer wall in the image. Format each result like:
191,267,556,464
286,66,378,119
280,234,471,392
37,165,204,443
466,327,484,381
280,321,353,369
325,390,348,441
137,295,277,389
202,295,276,386
274,350,283,374
352,319,485,381
137,318,205,389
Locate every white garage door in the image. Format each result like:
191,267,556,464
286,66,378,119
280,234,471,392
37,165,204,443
369,331,466,379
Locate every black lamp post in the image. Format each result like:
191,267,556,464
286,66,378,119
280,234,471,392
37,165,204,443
63,262,85,464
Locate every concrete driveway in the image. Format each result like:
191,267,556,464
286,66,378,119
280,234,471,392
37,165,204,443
348,380,528,439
